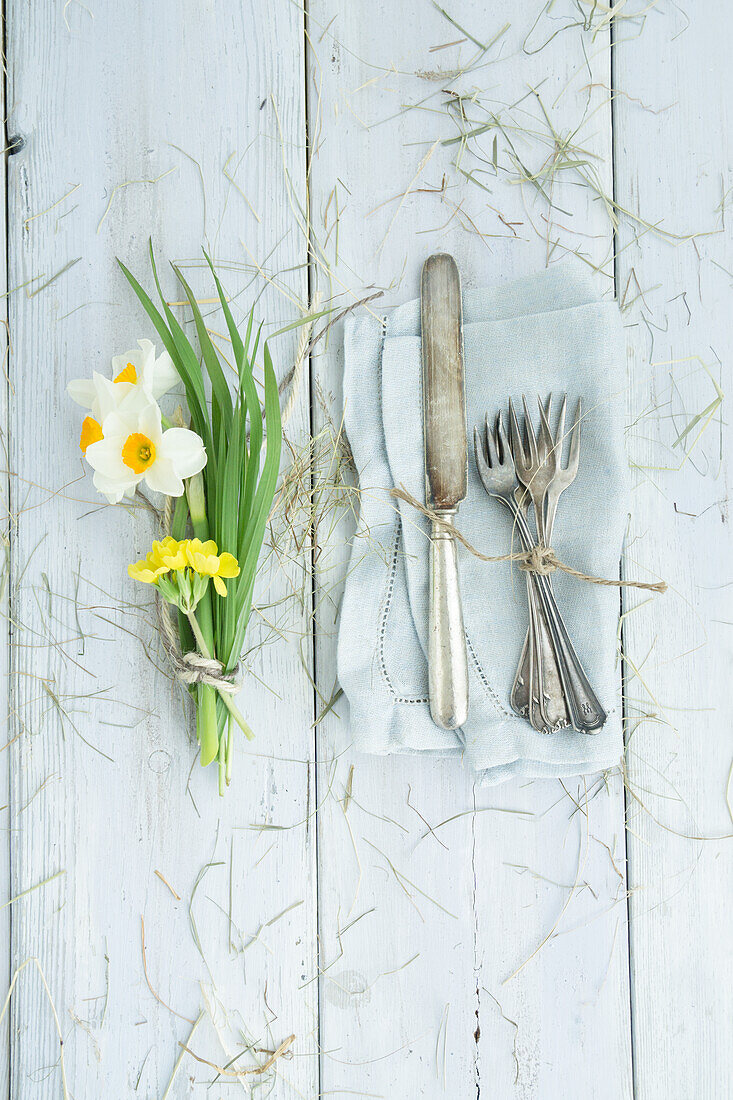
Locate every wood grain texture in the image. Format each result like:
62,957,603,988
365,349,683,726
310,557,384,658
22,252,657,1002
613,6,733,1097
6,3,316,1096
0,51,9,1100
2,2,730,1098
306,4,632,1097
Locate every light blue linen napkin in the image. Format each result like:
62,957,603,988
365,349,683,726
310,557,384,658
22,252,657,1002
337,267,629,784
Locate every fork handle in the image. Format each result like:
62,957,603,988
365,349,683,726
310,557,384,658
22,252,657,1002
505,501,607,733
531,570,607,733
429,513,469,729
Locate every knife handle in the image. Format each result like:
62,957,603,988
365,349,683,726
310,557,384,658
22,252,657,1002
428,512,469,729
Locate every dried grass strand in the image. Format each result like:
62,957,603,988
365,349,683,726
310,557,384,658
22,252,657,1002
179,1033,295,1077
141,916,195,1025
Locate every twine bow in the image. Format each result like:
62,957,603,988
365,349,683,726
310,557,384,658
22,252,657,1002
390,486,667,595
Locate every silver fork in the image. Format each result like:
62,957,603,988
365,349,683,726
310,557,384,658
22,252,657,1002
509,396,555,548
479,415,563,734
508,406,565,731
506,400,604,732
541,394,581,540
513,395,582,730
474,414,607,734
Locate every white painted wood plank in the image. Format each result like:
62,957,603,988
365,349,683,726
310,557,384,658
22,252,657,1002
6,4,316,1096
307,5,632,1096
0,62,10,1100
613,7,733,1097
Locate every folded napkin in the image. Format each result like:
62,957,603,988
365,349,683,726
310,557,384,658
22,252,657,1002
338,266,630,784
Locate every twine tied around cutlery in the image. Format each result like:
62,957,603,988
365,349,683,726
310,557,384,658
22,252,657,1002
391,485,667,594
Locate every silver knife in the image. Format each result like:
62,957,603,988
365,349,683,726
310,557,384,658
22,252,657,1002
421,253,469,729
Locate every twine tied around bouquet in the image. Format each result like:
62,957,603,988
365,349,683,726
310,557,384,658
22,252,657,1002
176,651,242,694
390,486,667,595
156,597,243,694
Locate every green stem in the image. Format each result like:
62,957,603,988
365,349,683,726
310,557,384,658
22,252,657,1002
218,737,226,797
225,716,233,787
185,610,254,741
186,473,216,647
185,473,220,766
196,686,219,766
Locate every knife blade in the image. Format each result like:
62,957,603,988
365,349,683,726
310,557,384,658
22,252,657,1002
422,254,467,508
421,253,469,730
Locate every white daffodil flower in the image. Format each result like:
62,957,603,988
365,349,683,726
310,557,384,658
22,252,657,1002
85,395,206,503
68,338,178,422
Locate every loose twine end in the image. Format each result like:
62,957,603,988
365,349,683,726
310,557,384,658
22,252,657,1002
390,486,667,595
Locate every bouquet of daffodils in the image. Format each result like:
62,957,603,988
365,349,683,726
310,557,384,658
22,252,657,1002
69,247,282,794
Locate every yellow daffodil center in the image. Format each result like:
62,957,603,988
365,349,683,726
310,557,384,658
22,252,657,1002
114,361,138,384
79,416,103,454
121,432,156,473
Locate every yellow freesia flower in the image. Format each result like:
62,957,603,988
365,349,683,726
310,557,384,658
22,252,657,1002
128,554,170,585
185,538,240,597
128,537,189,585
128,536,240,600
151,536,189,571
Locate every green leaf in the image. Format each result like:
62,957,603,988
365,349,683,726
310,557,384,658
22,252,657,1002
204,251,245,370
268,305,334,338
171,493,189,540
172,263,233,433
238,325,264,546
147,245,212,448
117,259,177,361
237,343,282,581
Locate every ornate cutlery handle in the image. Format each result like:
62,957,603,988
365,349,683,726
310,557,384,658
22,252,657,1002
512,590,570,732
532,570,607,732
506,501,606,733
428,513,469,729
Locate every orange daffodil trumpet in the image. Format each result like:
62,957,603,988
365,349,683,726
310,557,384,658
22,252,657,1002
70,247,284,796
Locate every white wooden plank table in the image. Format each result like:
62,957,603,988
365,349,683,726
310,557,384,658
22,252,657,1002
1,3,730,1098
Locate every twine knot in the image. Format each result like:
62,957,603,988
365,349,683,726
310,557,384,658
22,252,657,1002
155,597,244,693
520,545,558,576
176,651,242,694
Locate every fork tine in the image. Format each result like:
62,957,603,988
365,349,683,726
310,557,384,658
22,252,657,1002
496,412,512,465
555,393,567,466
537,393,554,460
522,394,538,464
508,398,524,465
525,409,540,462
485,414,499,466
473,425,490,485
496,413,511,464
567,397,581,476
